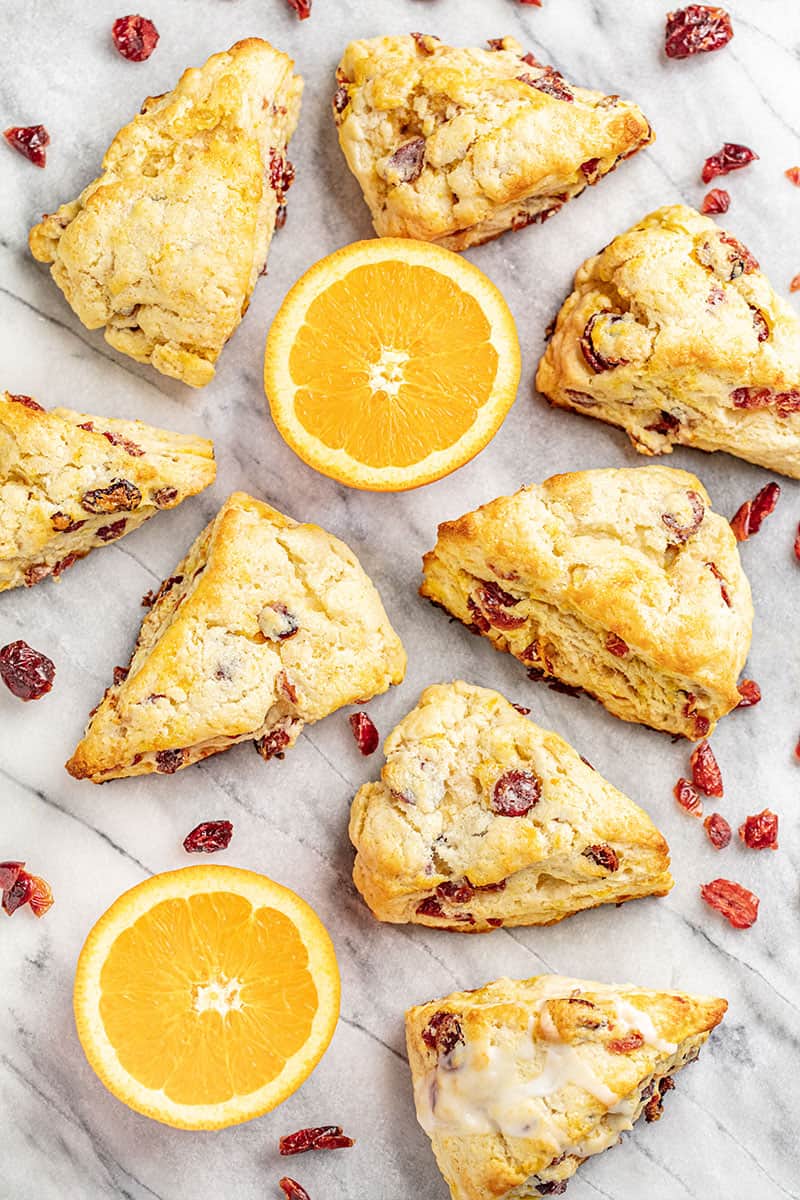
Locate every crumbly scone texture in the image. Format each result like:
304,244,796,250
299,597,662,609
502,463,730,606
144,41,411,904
406,974,727,1200
0,391,215,592
29,39,303,387
349,681,672,931
66,491,406,782
333,34,653,251
420,466,752,739
536,205,800,477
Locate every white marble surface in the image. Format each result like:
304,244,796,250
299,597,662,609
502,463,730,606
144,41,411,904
2,1,800,1198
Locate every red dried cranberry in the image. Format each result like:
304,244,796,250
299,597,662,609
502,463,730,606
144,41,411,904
410,33,437,54
285,0,312,18
492,769,541,816
522,66,573,102
27,875,54,918
730,482,780,541
644,410,682,435
112,15,159,61
436,879,475,904
786,167,800,187
607,1032,644,1054
738,809,779,851
512,703,531,715
0,862,24,891
275,204,287,230
701,143,758,183
731,387,800,416
96,518,127,542
705,561,731,607
332,85,349,115
580,157,601,183
582,844,619,871
701,188,730,214
155,748,187,774
279,1180,311,1200
4,125,50,167
700,878,759,928
735,679,761,707
81,479,141,514
113,665,129,686
183,820,233,854
9,393,44,411
101,430,143,456
661,490,705,543
791,274,800,294
279,1126,354,1155
674,777,703,817
580,312,628,373
749,306,769,342
665,6,733,58
422,1010,464,1056
153,486,178,508
0,641,55,701
518,0,543,6
3,871,34,915
387,137,426,183
690,740,723,797
475,580,526,630
794,523,800,562
255,727,291,761
605,632,629,657
704,812,732,848
349,712,379,755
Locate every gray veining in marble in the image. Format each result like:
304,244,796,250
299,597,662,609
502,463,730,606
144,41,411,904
2,2,799,1198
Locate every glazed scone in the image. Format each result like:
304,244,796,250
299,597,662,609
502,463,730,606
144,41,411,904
66,492,406,782
406,974,727,1200
0,391,215,591
333,35,653,251
537,205,800,477
29,40,302,387
421,467,752,739
350,681,672,931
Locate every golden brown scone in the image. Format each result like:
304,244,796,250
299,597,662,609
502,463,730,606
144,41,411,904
29,39,302,387
421,467,752,739
0,391,215,591
349,681,672,931
66,492,406,782
406,974,727,1200
536,205,800,477
333,35,653,251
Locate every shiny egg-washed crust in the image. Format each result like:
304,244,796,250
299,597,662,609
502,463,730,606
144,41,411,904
333,35,653,251
29,39,303,387
421,467,752,738
0,392,215,591
406,974,727,1200
66,491,406,782
349,681,672,931
536,205,800,477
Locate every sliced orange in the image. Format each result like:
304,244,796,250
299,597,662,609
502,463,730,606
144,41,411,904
73,866,340,1129
264,239,521,490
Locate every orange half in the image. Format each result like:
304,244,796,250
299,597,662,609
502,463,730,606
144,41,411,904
264,239,521,490
73,866,340,1129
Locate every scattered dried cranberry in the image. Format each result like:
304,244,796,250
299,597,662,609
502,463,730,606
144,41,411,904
153,486,178,508
582,844,619,871
492,769,541,816
255,727,292,761
81,478,141,514
736,679,761,707
436,879,475,904
522,67,573,102
0,862,24,891
705,561,731,607
785,167,800,186
0,641,55,701
791,274,800,294
661,490,705,543
113,665,129,686
9,394,45,411
2,872,34,915
665,5,733,58
701,143,758,184
286,0,311,18
605,632,629,657
96,518,127,542
731,387,800,415
0,864,52,917
387,137,426,183
474,580,526,629
183,821,233,854
422,1010,464,1056
518,0,543,6
155,748,187,774
607,1032,644,1054
112,15,159,61
704,812,731,848
279,1126,355,1156
27,875,54,918
690,740,723,797
738,809,779,851
349,712,379,755
730,482,780,541
700,878,759,928
512,703,531,715
4,124,49,167
415,896,444,919
701,188,730,214
279,1180,311,1200
674,777,703,817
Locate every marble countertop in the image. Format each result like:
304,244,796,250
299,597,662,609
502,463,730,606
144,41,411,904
2,2,799,1198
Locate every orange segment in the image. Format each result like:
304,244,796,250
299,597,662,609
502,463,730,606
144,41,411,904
264,239,520,490
73,866,340,1128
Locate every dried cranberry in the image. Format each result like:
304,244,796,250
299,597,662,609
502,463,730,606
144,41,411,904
81,479,141,514
153,486,178,508
99,430,143,456
4,124,49,167
349,712,379,755
492,769,541,816
50,511,85,533
410,33,437,54
522,67,573,102
518,0,543,6
421,1010,464,1056
580,157,601,183
275,205,287,230
535,1185,567,1197
332,85,349,115
607,1032,644,1054
701,143,758,183
736,679,761,707
474,580,526,630
112,15,159,61
9,393,44,411
794,523,800,562
645,410,682,435
113,666,129,686
2,872,34,915
436,879,475,904
183,820,233,854
0,863,25,893
791,274,800,294
730,482,780,541
416,896,444,919
704,812,731,849
582,844,619,871
96,518,127,542
580,312,628,373
786,167,800,187
738,809,779,851
387,138,426,183
27,875,54,918
705,561,731,607
674,777,703,817
701,188,730,214
155,748,187,774
665,6,733,58
512,703,531,715
731,387,800,416
279,1180,311,1200
605,632,629,657
0,641,55,701
255,727,291,761
700,878,759,928
661,490,705,543
285,0,311,18
690,740,723,797
279,1126,354,1156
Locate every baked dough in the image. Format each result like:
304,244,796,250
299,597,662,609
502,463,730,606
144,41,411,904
29,39,302,387
420,466,752,739
349,681,672,931
536,205,800,477
333,34,653,251
406,974,727,1200
0,391,215,591
66,491,406,782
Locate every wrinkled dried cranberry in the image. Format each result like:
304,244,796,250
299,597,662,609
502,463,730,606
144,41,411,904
279,1126,354,1156
416,896,444,919
701,188,730,214
608,1032,644,1054
387,137,426,183
2,872,34,915
113,665,129,686
255,727,291,761
475,580,526,629
704,812,731,849
0,862,25,892
436,879,475,904
183,820,233,854
492,769,541,816
4,124,49,167
674,777,703,817
748,306,769,343
736,679,761,707
701,142,758,183
691,740,723,796
98,430,143,456
738,809,778,851
27,875,54,918
665,6,733,58
9,393,44,411
521,66,573,102
422,1010,464,1056
705,561,731,607
580,157,601,184
279,1180,310,1200
275,204,287,230
512,703,531,715
605,632,629,657
112,15,159,61
50,511,85,533
534,1185,567,1197
155,748,187,774
582,844,619,871
410,32,437,54
96,518,127,542
700,878,759,928
349,712,379,755
786,167,800,186
81,479,141,514
332,86,349,115
285,0,311,18
661,490,705,543
730,482,780,541
0,641,55,701
153,486,178,508
731,387,800,416
580,312,628,373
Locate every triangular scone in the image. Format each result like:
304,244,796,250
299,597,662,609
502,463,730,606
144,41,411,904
350,681,672,931
537,205,800,477
66,492,406,782
29,39,302,387
406,974,727,1200
421,467,752,739
333,35,653,251
0,391,215,591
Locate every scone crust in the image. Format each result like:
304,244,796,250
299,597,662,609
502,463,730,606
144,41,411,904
29,39,303,387
350,681,672,930
66,491,406,781
420,467,752,737
334,35,653,250
536,205,800,477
